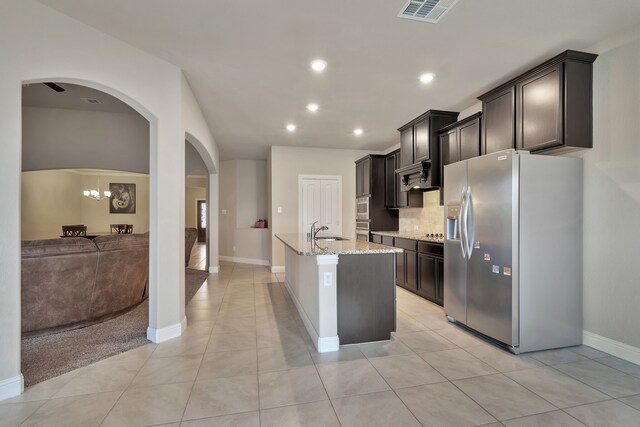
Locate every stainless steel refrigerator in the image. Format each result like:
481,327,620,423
443,149,583,353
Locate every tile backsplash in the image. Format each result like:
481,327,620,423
398,191,444,234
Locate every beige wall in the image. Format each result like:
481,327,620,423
398,191,444,235
21,170,149,240
573,29,640,349
219,159,270,263
185,186,206,229
269,146,377,267
21,170,81,240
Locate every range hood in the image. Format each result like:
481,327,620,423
397,161,438,192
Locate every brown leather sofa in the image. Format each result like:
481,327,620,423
21,234,149,335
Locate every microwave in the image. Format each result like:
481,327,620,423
356,196,370,220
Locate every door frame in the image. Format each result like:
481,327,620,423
298,175,343,236
196,199,207,242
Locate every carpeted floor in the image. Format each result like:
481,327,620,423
21,268,210,387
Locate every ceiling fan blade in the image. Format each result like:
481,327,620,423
43,82,66,92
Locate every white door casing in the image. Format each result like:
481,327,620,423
299,175,342,237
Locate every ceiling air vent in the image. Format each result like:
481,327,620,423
397,0,459,23
81,98,101,104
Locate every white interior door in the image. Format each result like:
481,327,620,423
299,176,342,236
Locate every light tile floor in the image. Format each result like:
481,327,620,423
3,261,640,426
187,243,207,271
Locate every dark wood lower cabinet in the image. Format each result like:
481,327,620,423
405,250,417,292
418,253,438,301
396,251,405,288
435,257,444,305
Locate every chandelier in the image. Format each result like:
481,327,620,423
83,177,111,201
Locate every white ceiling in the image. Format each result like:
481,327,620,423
37,0,640,160
23,82,139,114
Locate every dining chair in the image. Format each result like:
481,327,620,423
62,225,87,237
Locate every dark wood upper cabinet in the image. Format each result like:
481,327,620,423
384,154,396,208
397,110,458,188
361,157,371,196
481,85,515,155
438,113,481,205
385,150,422,209
459,116,481,161
399,127,414,168
413,118,430,162
479,50,597,155
517,63,563,152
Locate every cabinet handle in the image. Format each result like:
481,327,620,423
458,188,467,259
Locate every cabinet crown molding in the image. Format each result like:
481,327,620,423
477,49,598,101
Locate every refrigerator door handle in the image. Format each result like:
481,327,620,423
458,188,467,259
467,187,476,259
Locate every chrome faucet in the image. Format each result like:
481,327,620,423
311,220,328,240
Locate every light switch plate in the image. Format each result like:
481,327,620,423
277,207,282,213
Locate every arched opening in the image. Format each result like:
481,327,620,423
20,80,157,386
185,138,210,271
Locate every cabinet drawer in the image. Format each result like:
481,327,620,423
371,234,382,244
381,236,394,247
394,238,417,251
418,242,443,256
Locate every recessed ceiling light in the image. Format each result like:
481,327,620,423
419,73,435,83
353,128,363,136
307,103,319,112
286,123,296,132
310,59,327,72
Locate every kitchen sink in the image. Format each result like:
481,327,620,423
314,236,347,241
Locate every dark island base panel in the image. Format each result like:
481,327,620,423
337,253,396,344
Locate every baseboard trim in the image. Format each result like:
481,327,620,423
583,330,640,365
318,336,340,352
219,256,269,266
147,316,187,343
270,266,285,273
208,265,219,274
0,374,24,401
283,277,338,353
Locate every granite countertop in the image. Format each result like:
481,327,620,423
371,230,444,244
276,233,402,256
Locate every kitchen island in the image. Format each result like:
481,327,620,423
276,234,401,352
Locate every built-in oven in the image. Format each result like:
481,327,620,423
356,196,370,220
356,219,370,242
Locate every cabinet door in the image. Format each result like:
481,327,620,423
399,127,414,167
436,257,444,305
405,250,418,291
483,86,515,154
355,161,364,197
395,152,408,208
517,64,563,152
440,129,459,167
439,129,458,206
385,154,396,208
396,251,405,287
413,118,430,162
362,157,371,196
459,118,481,161
418,253,437,301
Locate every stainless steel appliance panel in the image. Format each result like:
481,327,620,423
466,150,517,346
443,161,468,324
356,197,370,220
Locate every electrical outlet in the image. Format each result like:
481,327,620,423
221,209,227,215
233,245,236,252
414,225,419,230
323,272,332,287
277,207,282,213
